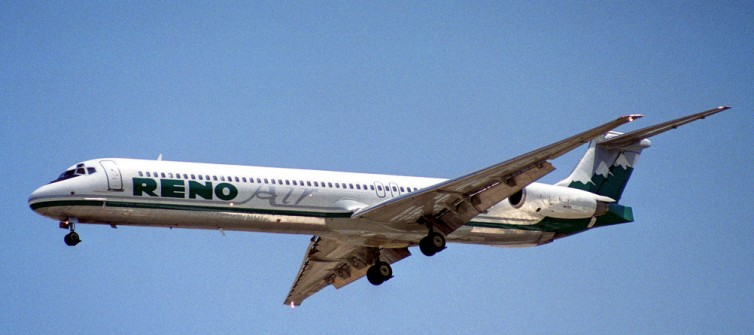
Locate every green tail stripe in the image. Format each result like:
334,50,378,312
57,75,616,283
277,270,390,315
567,166,634,201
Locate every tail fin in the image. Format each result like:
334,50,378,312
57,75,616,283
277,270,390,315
556,132,650,202
556,106,730,202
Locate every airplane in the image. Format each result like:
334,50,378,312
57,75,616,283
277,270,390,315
28,106,730,306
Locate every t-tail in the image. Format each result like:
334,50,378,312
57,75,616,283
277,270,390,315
555,131,649,202
557,106,731,202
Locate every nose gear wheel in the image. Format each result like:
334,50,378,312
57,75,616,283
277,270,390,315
61,219,81,246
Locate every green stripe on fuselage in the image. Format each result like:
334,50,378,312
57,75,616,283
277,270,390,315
29,199,353,218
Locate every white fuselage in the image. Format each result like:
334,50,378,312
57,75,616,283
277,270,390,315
29,158,606,248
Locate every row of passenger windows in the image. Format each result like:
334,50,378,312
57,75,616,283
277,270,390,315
137,171,421,193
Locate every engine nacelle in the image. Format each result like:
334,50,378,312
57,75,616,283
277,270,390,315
508,184,612,219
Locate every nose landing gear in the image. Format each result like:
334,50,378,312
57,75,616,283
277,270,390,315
64,231,81,246
60,219,81,246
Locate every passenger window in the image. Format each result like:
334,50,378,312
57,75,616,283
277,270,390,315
292,180,297,186
256,178,262,183
146,172,151,177
356,184,361,190
183,174,189,179
191,174,196,179
271,179,276,184
400,187,405,192
377,185,383,191
313,181,318,187
278,179,283,184
327,182,333,188
370,185,375,190
285,180,290,185
392,186,397,192
160,173,165,178
198,175,203,180
242,177,247,183
138,171,144,177
307,181,312,186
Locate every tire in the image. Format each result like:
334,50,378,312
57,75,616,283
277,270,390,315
419,237,437,256
419,232,445,256
64,232,81,246
366,265,385,286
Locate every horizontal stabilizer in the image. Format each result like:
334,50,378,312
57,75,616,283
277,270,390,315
600,106,730,149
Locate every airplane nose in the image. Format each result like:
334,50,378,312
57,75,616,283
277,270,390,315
29,185,49,209
28,183,62,211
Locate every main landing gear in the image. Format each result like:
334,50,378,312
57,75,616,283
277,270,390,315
419,231,446,257
60,219,81,246
366,261,393,286
365,229,447,286
366,249,393,286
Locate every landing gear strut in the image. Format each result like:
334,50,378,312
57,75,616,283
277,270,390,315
61,219,81,246
366,249,392,286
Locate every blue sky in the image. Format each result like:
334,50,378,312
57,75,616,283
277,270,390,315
2,1,752,334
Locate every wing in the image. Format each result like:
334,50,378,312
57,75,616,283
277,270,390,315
285,114,640,306
353,114,642,235
600,106,730,149
284,236,410,306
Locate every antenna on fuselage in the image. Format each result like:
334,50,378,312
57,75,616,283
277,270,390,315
157,154,163,161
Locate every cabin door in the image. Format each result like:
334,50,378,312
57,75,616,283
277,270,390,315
99,160,124,191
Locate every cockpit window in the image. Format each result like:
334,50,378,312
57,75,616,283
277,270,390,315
50,163,96,184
